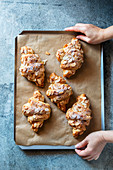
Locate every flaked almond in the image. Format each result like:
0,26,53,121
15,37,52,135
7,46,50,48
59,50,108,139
42,59,48,65
45,51,50,55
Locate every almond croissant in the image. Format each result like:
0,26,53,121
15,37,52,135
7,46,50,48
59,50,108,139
22,90,51,132
46,73,73,112
19,46,46,87
56,38,84,78
66,94,92,138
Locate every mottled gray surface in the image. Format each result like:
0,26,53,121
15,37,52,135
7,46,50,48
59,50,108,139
0,0,113,169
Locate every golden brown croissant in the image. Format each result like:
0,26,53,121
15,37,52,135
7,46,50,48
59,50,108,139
56,38,84,78
46,73,73,112
19,46,46,87
66,94,92,138
22,90,51,132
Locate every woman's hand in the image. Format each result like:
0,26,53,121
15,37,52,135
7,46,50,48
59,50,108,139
65,23,105,44
75,131,106,161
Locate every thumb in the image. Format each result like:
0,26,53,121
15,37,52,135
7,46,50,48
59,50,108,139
75,139,88,149
64,26,77,31
76,35,90,43
64,26,86,34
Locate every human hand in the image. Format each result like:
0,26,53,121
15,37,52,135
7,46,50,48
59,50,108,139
75,131,106,161
65,23,104,44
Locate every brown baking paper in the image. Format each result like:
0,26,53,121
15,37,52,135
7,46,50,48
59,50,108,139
15,31,101,146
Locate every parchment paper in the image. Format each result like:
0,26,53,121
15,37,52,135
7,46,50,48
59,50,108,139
15,31,101,146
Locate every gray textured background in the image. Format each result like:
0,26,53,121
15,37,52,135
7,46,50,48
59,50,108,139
0,0,113,169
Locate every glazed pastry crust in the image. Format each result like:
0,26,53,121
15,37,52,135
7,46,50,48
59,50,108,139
56,38,84,78
66,94,92,138
22,90,51,132
19,46,45,87
20,46,34,54
46,73,73,112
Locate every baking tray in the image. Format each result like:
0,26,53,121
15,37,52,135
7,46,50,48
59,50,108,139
14,31,105,150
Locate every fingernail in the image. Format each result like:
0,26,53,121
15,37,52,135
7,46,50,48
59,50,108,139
64,28,68,30
65,27,73,30
76,36,80,38
75,144,79,148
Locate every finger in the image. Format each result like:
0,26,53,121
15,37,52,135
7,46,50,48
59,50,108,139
64,26,86,34
64,26,77,31
76,35,91,43
87,157,94,161
87,154,99,161
82,153,97,160
82,155,93,160
75,139,88,149
75,148,89,157
94,155,100,160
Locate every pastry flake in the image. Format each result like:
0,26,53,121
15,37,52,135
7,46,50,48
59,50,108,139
56,38,84,78
19,46,46,87
66,94,92,138
46,73,73,112
22,90,51,132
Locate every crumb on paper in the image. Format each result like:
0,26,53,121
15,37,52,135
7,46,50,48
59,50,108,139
45,51,50,55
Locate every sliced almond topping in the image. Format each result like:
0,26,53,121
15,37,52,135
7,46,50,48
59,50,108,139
45,51,50,55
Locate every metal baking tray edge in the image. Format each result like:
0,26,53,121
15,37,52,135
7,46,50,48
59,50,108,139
14,33,104,150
